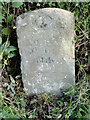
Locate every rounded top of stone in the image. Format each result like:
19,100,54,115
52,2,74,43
16,8,74,25
30,8,73,13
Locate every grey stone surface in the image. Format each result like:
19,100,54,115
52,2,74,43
16,8,75,96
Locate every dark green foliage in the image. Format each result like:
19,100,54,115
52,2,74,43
12,2,23,8
2,28,11,35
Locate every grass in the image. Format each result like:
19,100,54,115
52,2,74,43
0,2,89,119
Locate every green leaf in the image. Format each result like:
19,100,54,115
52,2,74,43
0,3,2,9
0,54,3,60
52,3,55,6
57,114,62,119
46,115,52,119
7,14,13,23
2,28,11,35
2,6,8,14
0,16,2,23
28,114,33,118
5,0,11,3
10,75,15,84
49,2,52,6
77,110,82,118
37,3,40,7
65,114,69,119
24,8,27,12
0,63,2,69
7,40,10,48
7,114,18,118
4,60,8,65
20,98,26,108
12,2,23,8
82,105,88,113
7,52,16,59
0,37,2,45
68,109,72,116
4,45,16,56
0,43,4,54
6,46,17,54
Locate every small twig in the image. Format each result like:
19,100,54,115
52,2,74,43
0,35,9,61
76,24,89,39
28,2,30,11
4,96,21,117
75,41,89,48
11,8,15,26
76,34,84,38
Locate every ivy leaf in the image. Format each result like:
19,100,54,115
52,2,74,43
0,37,2,45
6,46,17,54
2,28,11,35
7,14,13,23
12,2,23,8
8,52,16,59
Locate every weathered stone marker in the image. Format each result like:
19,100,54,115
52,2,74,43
16,8,75,96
